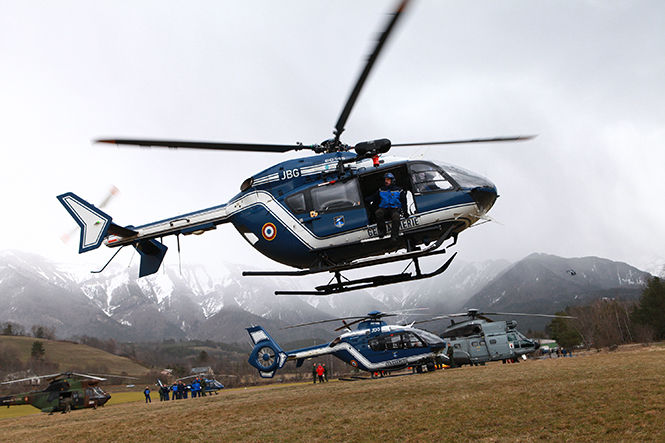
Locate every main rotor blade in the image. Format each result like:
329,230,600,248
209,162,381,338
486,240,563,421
89,373,139,380
96,139,314,153
281,316,368,330
334,317,368,331
333,0,410,142
391,135,536,147
0,373,62,385
71,372,107,381
482,312,576,319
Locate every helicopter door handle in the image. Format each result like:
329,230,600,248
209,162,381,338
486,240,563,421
170,218,190,227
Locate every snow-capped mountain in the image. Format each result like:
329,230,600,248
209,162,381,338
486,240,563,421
0,250,653,342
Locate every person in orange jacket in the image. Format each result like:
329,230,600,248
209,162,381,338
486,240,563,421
316,364,325,383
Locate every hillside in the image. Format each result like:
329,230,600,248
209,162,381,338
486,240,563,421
0,336,149,376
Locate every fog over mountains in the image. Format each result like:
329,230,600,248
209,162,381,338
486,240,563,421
0,250,653,344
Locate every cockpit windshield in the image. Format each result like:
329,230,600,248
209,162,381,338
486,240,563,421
437,162,492,189
416,330,444,346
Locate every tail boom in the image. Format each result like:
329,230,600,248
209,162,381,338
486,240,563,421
58,191,233,277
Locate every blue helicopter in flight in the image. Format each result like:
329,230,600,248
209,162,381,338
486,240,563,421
246,310,448,378
57,0,533,295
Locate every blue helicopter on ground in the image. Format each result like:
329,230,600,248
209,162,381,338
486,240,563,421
246,310,448,378
57,0,532,295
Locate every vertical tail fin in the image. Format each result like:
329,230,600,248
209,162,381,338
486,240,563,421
246,326,288,378
57,192,112,253
135,239,168,278
58,192,168,277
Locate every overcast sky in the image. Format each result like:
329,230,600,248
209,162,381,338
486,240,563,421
1,0,664,275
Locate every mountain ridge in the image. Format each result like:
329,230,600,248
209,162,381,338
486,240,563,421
0,250,652,342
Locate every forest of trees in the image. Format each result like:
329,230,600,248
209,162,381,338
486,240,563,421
548,277,665,349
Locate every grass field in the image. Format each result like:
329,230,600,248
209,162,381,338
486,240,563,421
0,336,149,375
1,344,664,441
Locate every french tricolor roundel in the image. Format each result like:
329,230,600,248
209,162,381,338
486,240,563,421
261,223,277,241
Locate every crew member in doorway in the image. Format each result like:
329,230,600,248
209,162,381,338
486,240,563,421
367,172,406,240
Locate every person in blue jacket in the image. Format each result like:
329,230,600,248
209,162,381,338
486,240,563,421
143,386,151,403
191,379,200,398
367,172,406,240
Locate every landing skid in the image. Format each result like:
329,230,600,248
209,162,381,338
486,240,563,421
244,243,456,295
275,252,456,296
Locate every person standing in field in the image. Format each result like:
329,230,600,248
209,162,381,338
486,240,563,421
316,364,325,383
446,344,456,368
200,378,207,396
312,363,317,384
322,364,328,382
144,386,151,403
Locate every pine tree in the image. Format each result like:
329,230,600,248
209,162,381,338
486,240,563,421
546,311,582,348
631,277,665,340
31,341,45,360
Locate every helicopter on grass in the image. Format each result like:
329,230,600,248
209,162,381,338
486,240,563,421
57,0,533,295
410,309,575,366
172,375,226,395
0,372,113,414
246,310,448,378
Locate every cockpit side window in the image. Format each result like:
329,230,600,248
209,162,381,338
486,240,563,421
310,180,361,213
285,192,307,214
369,337,386,352
403,332,425,348
409,163,453,193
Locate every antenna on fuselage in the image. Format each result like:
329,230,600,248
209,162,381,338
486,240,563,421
176,234,182,276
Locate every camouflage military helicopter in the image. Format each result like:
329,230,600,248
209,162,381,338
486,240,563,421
0,372,113,414
409,309,574,366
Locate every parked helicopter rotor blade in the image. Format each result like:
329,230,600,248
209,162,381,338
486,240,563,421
281,316,370,330
96,139,317,153
391,135,536,147
481,311,576,319
333,0,410,143
88,373,139,380
70,372,107,381
0,373,62,385
334,317,369,331
281,308,424,330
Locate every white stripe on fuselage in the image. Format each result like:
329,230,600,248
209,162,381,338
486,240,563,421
106,190,481,251
288,342,437,371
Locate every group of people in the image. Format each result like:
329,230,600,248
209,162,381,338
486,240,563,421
142,378,210,403
542,347,574,358
312,363,328,383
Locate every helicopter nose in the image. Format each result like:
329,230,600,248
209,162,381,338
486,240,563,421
470,185,498,214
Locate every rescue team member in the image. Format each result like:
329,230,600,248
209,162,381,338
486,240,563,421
366,172,406,240
312,363,318,384
144,386,151,403
316,364,325,383
446,344,456,368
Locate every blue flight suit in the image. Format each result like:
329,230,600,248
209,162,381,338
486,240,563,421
367,184,406,239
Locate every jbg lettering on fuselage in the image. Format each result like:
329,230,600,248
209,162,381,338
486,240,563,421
367,216,420,238
280,169,300,180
